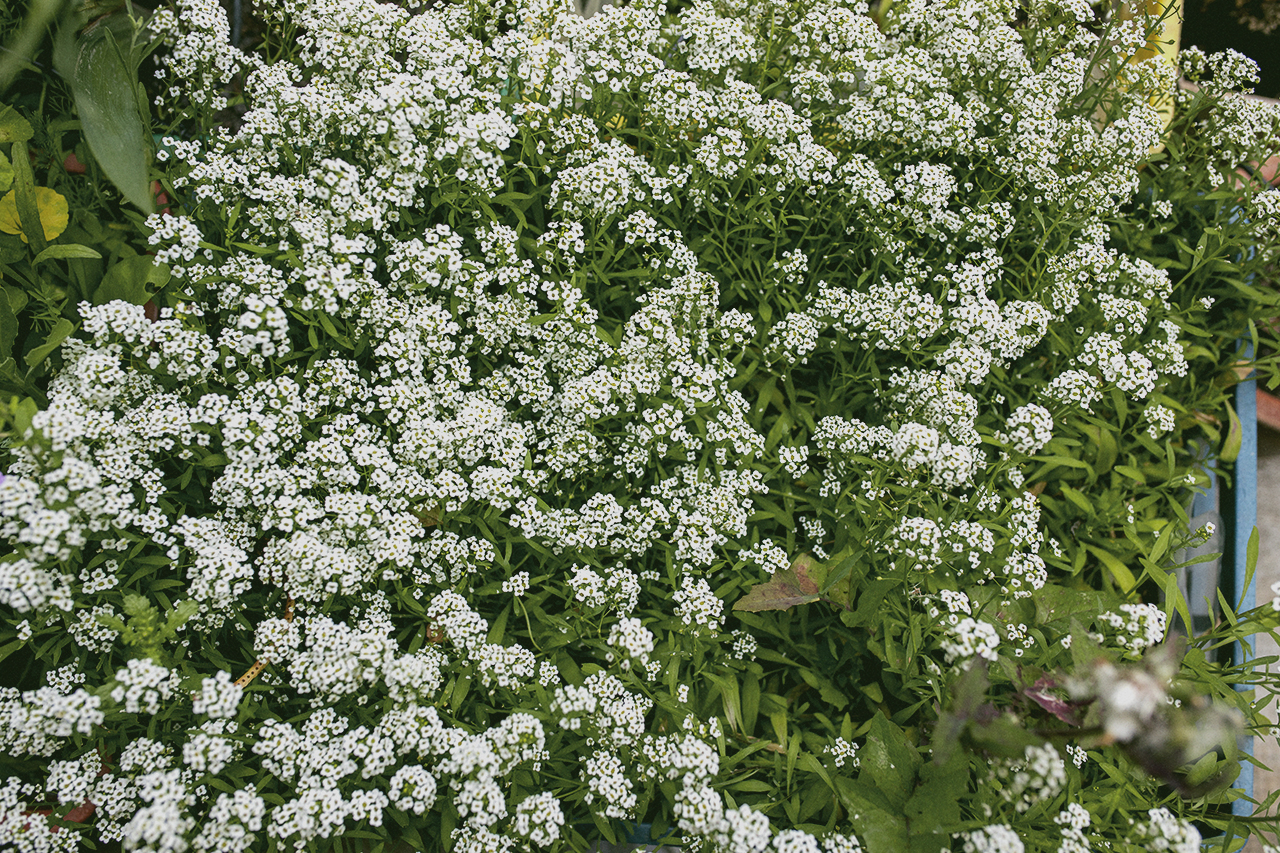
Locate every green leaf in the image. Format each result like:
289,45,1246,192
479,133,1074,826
904,750,967,850
1060,485,1093,515
1114,464,1146,483
1244,527,1259,611
798,667,849,711
741,671,760,735
32,242,102,265
0,287,15,361
55,16,154,211
24,317,74,367
834,777,909,853
93,254,168,305
0,150,12,193
965,713,1041,759
1085,544,1137,592
0,104,33,143
0,357,26,396
843,578,898,628
1032,584,1117,628
861,711,920,808
3,284,27,314
10,140,47,253
1220,402,1242,463
8,393,39,434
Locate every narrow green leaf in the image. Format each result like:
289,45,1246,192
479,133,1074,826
10,140,47,254
32,242,102,265
1114,464,1146,483
741,671,760,735
1085,544,1136,593
1220,402,1242,463
24,317,74,367
0,287,15,360
1244,527,1259,611
1149,521,1175,565
1060,485,1093,515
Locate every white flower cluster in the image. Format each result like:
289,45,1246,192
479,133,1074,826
0,0,1263,848
1130,807,1201,853
941,618,1001,663
957,824,1024,853
1096,603,1167,656
825,737,860,769
993,743,1066,813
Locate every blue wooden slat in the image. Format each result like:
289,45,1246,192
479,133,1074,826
1232,341,1258,817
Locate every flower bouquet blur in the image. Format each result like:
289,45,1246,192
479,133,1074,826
3,0,1280,851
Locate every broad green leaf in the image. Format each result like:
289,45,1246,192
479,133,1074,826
861,711,920,808
32,242,102,265
798,667,849,710
4,284,29,314
93,254,169,305
834,778,909,853
0,104,33,142
55,17,154,211
904,750,966,847
0,150,12,193
7,393,39,434
1033,584,1117,627
0,357,27,396
964,712,1041,759
0,235,23,264
24,317,74,367
842,577,898,628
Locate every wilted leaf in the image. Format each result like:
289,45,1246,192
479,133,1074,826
1022,676,1082,725
733,553,821,612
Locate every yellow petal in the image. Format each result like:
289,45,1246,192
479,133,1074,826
0,187,69,243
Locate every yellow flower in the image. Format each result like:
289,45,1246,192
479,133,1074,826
0,187,69,243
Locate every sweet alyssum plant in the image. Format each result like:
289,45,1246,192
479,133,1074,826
3,0,1280,851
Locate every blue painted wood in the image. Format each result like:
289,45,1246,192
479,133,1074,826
1232,341,1258,817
